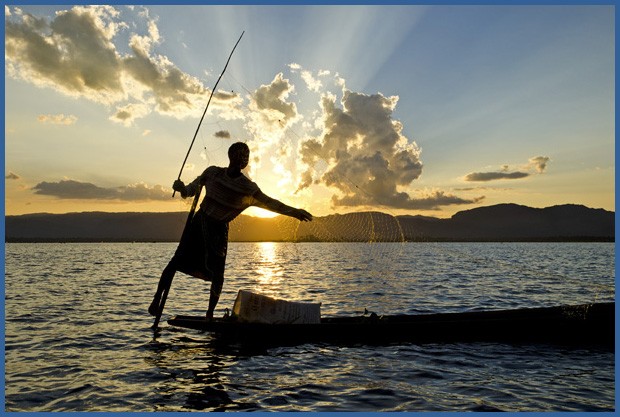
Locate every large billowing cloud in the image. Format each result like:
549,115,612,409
5,5,242,124
295,82,481,210
464,156,551,182
5,6,123,101
32,179,169,201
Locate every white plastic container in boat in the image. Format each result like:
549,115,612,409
232,290,321,324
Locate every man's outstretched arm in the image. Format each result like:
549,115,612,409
254,190,313,221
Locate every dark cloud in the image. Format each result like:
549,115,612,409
464,171,530,182
6,172,20,180
214,130,231,139
109,103,148,126
333,190,484,210
464,155,551,182
32,179,169,201
114,110,132,121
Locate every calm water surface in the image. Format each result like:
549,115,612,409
4,242,615,411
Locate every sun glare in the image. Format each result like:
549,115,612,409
245,206,279,218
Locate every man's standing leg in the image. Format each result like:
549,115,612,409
206,275,223,320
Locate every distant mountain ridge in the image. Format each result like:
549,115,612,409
5,204,614,242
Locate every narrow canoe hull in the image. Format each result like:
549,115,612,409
167,302,614,348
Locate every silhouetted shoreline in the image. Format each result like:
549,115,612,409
5,204,614,243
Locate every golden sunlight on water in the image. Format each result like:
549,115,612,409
255,242,284,289
4,242,615,411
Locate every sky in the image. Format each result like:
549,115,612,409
4,4,615,218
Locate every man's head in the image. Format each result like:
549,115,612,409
228,142,250,169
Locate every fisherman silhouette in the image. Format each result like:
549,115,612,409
149,142,313,321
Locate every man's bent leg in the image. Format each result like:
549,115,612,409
149,261,176,316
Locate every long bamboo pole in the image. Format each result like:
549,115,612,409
173,31,245,197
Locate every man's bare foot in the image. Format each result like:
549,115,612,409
206,310,214,321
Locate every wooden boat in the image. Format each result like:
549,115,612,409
167,302,614,348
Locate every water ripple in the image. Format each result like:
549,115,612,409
5,242,615,411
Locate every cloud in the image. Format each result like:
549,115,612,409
298,87,447,210
5,6,125,103
333,190,484,210
110,102,150,126
301,70,322,92
210,91,245,120
5,5,244,125
37,114,78,125
6,172,20,180
454,186,513,192
123,30,206,116
244,73,300,175
214,130,231,139
464,171,529,182
32,179,170,201
528,156,550,173
249,73,299,128
464,156,551,182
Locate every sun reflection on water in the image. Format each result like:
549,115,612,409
255,242,284,290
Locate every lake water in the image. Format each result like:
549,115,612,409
4,241,615,411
